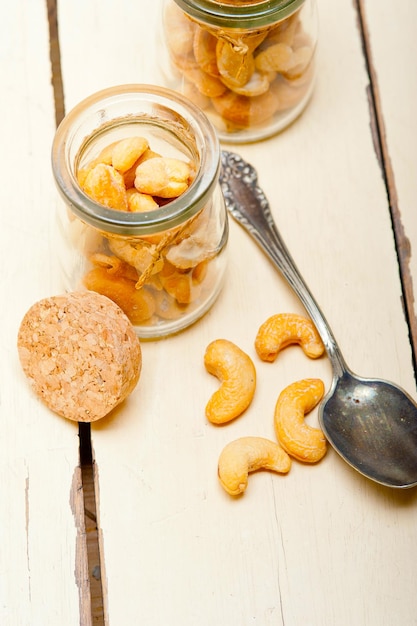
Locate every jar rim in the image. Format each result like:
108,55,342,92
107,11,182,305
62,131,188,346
52,84,221,236
172,0,306,28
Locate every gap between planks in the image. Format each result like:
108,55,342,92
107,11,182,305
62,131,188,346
46,1,105,623
356,0,417,373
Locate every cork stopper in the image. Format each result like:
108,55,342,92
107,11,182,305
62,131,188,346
17,291,142,422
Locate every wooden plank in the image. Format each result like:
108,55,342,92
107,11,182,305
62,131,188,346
57,0,417,624
361,0,417,355
0,1,86,624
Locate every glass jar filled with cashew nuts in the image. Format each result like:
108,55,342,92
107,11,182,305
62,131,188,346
52,85,228,339
160,0,318,142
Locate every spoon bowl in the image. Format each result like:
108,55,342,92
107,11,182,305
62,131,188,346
220,150,417,488
322,371,417,486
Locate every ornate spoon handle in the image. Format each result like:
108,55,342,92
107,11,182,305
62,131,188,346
219,150,346,377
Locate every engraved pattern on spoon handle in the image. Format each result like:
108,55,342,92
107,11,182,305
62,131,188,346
220,150,346,376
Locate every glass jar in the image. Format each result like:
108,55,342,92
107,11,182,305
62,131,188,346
160,0,318,143
51,84,228,339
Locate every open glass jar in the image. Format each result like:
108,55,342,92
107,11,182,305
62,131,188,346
52,85,228,339
160,0,318,143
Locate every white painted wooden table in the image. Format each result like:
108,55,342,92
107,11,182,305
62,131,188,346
1,1,416,624
0,2,89,625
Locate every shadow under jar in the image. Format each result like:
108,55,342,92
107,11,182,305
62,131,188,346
160,0,318,143
52,85,228,339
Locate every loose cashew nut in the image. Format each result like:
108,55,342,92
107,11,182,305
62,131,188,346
274,378,327,463
204,339,256,424
255,313,325,362
218,436,291,495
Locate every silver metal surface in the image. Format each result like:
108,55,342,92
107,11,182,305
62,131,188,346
220,150,417,488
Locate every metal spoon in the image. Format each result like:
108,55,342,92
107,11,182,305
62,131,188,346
220,150,417,488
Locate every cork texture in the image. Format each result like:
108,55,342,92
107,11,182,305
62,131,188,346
17,292,142,422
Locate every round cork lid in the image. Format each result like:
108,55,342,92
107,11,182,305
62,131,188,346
17,291,142,422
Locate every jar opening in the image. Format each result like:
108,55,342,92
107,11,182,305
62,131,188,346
52,85,220,236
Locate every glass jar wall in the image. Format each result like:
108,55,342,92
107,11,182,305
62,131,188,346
160,0,318,143
52,85,228,339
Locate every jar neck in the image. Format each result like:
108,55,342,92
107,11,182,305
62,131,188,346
172,0,307,28
52,85,221,237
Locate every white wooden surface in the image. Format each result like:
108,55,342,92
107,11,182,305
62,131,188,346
2,0,415,624
0,1,87,625
58,0,417,624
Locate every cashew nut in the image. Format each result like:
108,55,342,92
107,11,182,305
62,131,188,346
204,339,256,424
111,136,149,173
274,378,327,463
218,436,291,495
134,157,192,198
82,163,128,212
216,40,255,88
255,313,325,362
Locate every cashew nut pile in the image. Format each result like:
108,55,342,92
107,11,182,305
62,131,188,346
204,313,328,496
75,135,222,327
164,1,315,131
